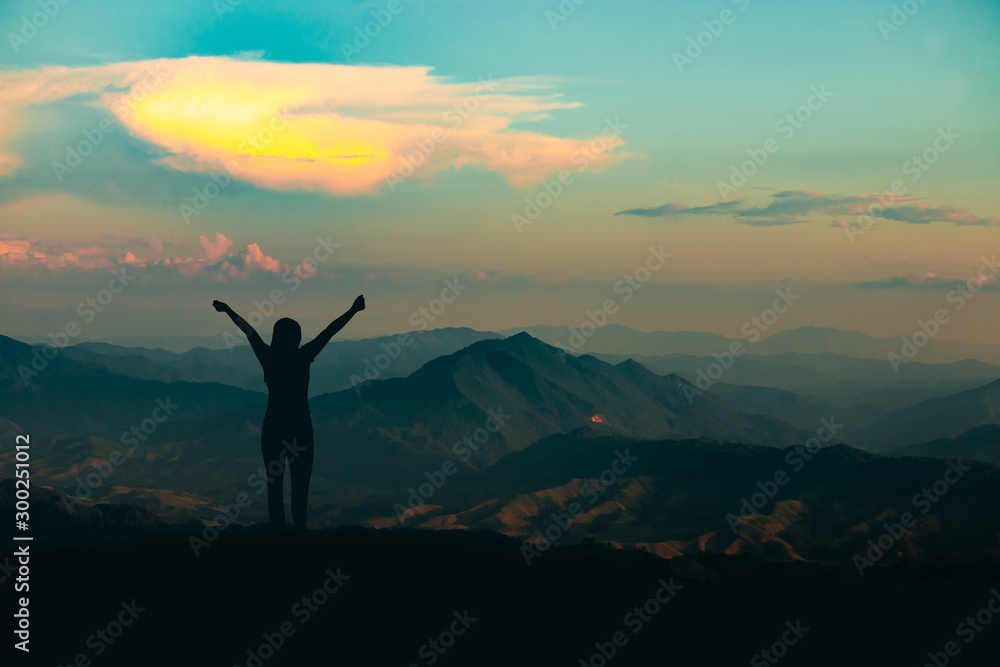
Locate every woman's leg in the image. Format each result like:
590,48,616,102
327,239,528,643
261,418,287,532
289,418,315,531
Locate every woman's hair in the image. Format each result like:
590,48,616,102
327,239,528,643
271,318,302,350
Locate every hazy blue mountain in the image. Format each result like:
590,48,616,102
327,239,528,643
593,351,1000,426
0,334,266,441
707,383,837,430
499,324,737,356
856,379,1000,451
753,326,1000,365
890,424,1000,465
16,334,235,353
502,324,1000,365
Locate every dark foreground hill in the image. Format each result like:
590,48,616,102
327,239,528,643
3,481,1000,665
3,527,999,666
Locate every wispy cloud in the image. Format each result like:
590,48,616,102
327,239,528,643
851,274,998,290
616,190,997,228
614,200,741,218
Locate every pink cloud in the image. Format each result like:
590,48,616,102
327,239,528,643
198,233,234,262
0,237,111,270
244,243,282,273
0,238,33,262
0,232,288,278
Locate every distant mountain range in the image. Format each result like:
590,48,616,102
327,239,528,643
14,327,997,428
16,333,239,352
58,327,501,396
856,380,1000,451
502,324,1000,365
890,424,1000,465
18,323,1000,363
593,351,999,427
0,334,265,441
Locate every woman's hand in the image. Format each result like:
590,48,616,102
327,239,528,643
352,295,366,312
212,300,229,313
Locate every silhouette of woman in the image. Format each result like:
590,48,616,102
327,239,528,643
213,295,365,531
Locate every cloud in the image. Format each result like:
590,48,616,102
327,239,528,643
243,243,282,273
0,238,35,263
0,57,628,195
0,232,289,279
0,236,114,270
616,190,996,228
879,204,1000,226
851,274,998,290
199,233,234,262
614,200,741,218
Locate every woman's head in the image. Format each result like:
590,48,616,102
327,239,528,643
272,318,302,350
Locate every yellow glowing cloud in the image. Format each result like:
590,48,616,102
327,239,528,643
0,57,628,194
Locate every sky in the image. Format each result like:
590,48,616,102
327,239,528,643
1,0,998,346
